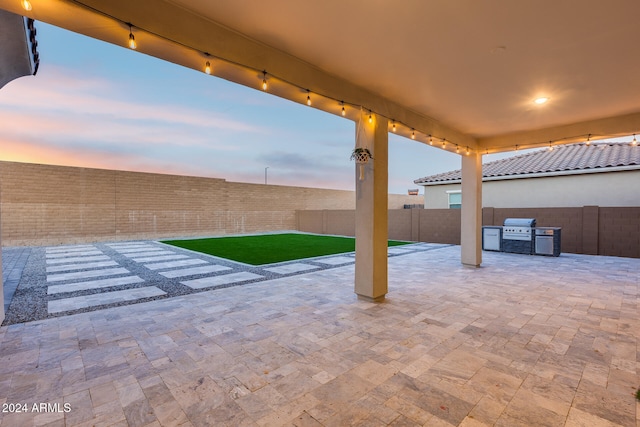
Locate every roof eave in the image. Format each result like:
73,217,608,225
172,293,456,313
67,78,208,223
416,164,640,186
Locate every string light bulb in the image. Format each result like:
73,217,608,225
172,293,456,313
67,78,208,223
632,134,637,146
586,134,591,146
204,61,211,75
369,112,373,123
442,139,446,149
128,24,137,50
456,145,460,154
262,71,268,91
21,0,32,11
411,129,415,140
306,90,311,106
392,121,396,132
548,142,554,151
466,146,471,155
429,135,433,145
341,101,346,116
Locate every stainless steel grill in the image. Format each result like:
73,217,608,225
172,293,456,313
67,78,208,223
502,218,536,254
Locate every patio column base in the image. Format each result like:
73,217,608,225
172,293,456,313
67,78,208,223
354,110,388,301
357,294,386,303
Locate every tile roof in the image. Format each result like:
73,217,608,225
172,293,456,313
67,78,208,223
414,142,640,184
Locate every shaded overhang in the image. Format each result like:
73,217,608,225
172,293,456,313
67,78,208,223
1,0,640,156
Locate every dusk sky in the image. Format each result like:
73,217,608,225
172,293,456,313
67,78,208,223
0,22,595,194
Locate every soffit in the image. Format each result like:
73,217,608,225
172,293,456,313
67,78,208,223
2,0,640,153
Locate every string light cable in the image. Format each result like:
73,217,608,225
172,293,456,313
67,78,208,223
63,0,639,155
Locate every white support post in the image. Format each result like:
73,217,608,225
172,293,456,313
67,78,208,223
461,151,482,267
354,111,388,301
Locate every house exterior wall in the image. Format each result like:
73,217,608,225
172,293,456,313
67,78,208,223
0,161,422,246
422,170,640,209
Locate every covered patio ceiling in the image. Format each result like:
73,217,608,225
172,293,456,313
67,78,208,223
2,0,640,154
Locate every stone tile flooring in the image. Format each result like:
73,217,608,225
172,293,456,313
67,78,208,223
0,245,639,426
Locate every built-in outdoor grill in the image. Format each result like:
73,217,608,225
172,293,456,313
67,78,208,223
502,218,536,255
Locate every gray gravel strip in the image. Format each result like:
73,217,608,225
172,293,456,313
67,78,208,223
2,240,452,325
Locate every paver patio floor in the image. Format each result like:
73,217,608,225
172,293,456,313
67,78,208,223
0,245,638,426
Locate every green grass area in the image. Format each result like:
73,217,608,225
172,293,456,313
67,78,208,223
162,233,413,265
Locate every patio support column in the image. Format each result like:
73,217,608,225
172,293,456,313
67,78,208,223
354,111,388,301
461,151,482,267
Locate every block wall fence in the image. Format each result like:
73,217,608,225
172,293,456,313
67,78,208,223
298,206,640,259
0,161,422,246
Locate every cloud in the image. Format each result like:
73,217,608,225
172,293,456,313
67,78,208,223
0,65,265,133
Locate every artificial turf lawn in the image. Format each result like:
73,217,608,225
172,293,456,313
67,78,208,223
162,233,412,265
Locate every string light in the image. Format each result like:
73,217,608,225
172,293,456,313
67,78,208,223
96,6,620,157
515,145,519,151
455,145,460,154
111,13,472,151
586,134,591,146
466,146,470,155
127,24,137,50
21,0,32,11
633,135,637,146
105,10,487,153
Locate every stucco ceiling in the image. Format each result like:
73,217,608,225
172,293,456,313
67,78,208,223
2,0,640,153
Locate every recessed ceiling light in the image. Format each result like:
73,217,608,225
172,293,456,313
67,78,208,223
534,97,549,104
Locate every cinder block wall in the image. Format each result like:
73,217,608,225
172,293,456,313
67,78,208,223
298,206,640,258
0,161,422,246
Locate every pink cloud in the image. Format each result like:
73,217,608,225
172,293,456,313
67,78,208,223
0,66,265,133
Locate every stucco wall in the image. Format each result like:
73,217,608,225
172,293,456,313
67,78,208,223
0,161,422,246
423,170,640,209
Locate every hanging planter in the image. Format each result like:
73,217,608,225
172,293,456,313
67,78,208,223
350,147,373,180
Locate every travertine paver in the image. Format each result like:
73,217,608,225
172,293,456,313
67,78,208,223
45,254,111,264
46,267,130,282
45,244,95,253
2,246,637,426
181,271,264,289
314,255,354,265
263,263,320,274
47,286,166,313
144,258,208,270
387,247,413,255
121,250,173,258
131,254,189,263
47,276,146,294
45,250,103,259
45,260,119,273
159,264,232,278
